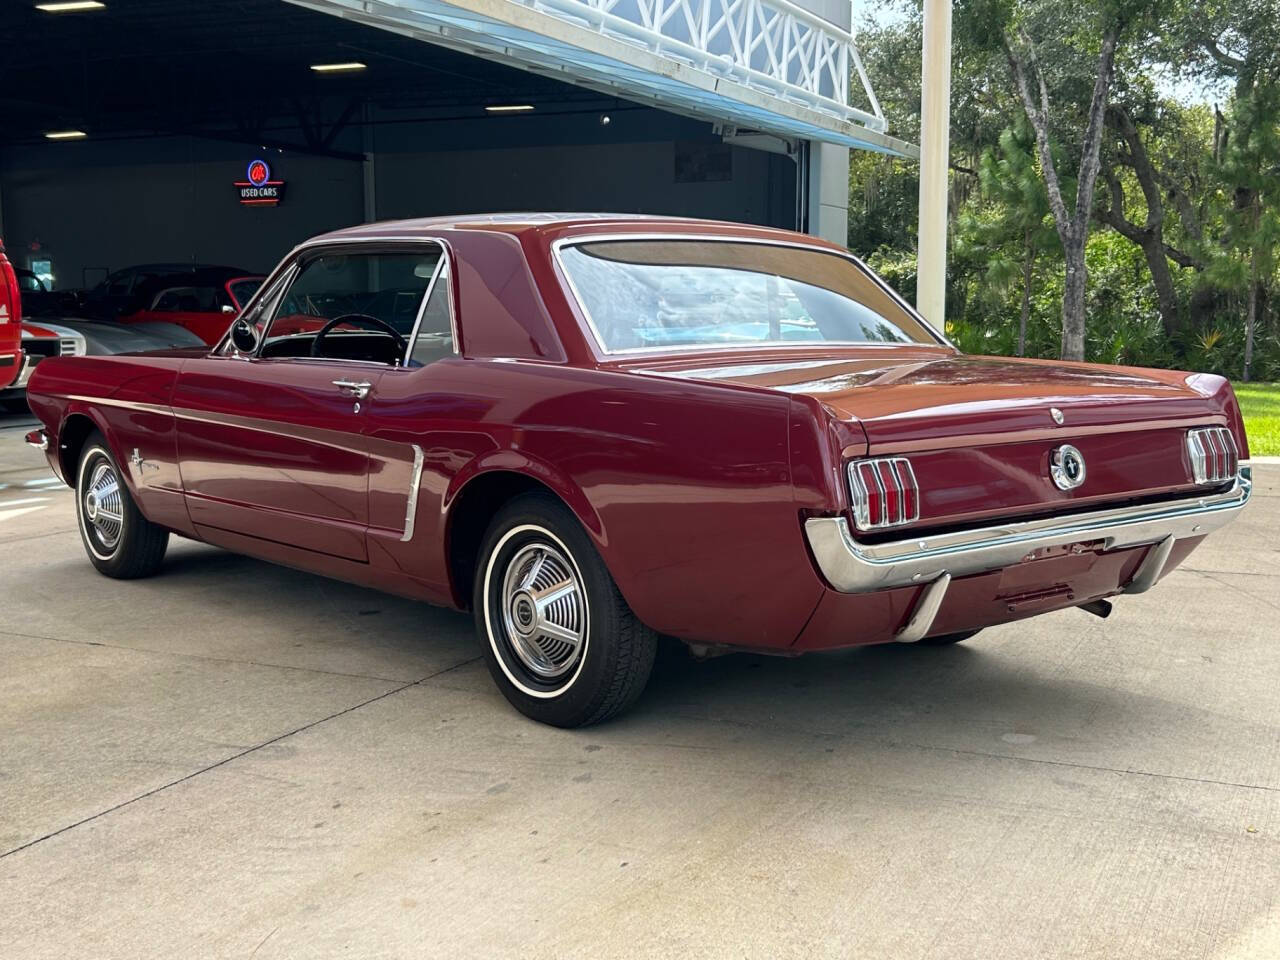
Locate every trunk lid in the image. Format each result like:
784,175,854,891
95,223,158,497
637,349,1217,446
635,348,1237,531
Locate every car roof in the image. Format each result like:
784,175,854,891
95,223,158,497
133,267,259,292
311,213,840,250
112,262,223,274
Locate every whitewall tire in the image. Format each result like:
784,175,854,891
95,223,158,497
474,493,656,727
75,434,169,579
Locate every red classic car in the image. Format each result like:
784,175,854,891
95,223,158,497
0,240,22,390
23,215,1252,727
2,321,87,411
113,268,264,345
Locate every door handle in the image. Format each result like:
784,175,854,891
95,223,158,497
332,378,372,399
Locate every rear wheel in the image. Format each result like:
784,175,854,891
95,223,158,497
474,493,657,727
916,629,981,646
76,434,169,579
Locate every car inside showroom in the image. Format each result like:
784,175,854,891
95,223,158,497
1,1,1277,958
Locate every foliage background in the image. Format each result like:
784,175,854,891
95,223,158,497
849,0,1280,382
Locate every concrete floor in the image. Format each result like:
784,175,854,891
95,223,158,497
1,411,1278,960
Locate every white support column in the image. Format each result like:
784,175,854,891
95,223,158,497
806,140,850,246
916,0,952,327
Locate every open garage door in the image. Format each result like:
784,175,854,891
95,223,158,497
0,0,905,291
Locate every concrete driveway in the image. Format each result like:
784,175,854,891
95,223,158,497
1,411,1278,959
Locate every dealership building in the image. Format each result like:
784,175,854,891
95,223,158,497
0,0,920,294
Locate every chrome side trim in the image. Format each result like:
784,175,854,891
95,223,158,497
894,573,950,642
805,467,1251,594
399,443,425,543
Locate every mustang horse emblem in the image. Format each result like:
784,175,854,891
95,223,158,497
1049,444,1087,491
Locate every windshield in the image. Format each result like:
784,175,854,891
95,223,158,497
558,239,937,353
228,277,263,309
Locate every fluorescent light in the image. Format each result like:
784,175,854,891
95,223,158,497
309,62,366,73
44,130,87,140
36,1,106,11
485,104,535,113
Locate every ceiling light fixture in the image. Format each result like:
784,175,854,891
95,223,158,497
485,104,535,113
309,62,367,73
44,130,87,140
35,1,106,11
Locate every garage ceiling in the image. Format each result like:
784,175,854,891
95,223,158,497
0,0,604,149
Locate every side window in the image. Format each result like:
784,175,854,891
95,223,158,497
152,286,212,312
408,266,454,367
260,248,441,365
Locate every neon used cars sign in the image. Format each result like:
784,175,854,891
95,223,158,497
235,159,286,206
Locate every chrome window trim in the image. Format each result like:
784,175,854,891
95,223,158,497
219,261,299,357
401,248,460,367
236,239,453,367
550,232,953,357
222,239,458,363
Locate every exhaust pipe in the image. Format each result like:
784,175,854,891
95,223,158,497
1078,599,1113,619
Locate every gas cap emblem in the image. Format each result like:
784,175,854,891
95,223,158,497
1050,407,1065,425
1049,444,1087,491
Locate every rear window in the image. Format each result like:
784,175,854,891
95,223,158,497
557,239,937,353
151,285,228,312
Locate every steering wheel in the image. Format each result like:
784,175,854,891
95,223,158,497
310,313,407,359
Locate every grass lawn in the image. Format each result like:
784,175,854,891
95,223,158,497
1235,382,1280,456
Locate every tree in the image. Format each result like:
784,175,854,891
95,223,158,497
1004,12,1120,360
956,118,1058,354
1208,85,1280,380
1096,102,1206,339
852,0,1280,379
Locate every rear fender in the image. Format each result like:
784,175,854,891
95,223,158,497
444,448,606,544
442,450,612,609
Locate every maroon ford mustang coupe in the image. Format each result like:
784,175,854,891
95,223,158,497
24,215,1252,726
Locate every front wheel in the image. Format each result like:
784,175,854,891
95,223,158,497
474,493,657,727
76,434,169,578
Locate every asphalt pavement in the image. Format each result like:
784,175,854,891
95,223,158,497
1,409,1278,959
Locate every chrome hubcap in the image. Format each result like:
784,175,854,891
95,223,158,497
499,541,586,679
83,460,123,550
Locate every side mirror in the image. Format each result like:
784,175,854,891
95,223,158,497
229,318,259,354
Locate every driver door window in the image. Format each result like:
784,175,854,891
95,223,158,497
260,249,442,365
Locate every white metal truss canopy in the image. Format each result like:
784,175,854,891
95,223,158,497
289,0,918,156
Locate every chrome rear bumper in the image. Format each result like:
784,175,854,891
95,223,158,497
805,466,1252,603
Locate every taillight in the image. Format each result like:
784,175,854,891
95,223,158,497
848,457,920,530
1186,427,1238,484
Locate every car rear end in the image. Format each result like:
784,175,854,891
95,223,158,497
787,357,1251,648
551,227,1252,651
